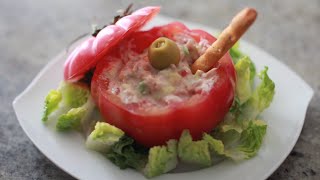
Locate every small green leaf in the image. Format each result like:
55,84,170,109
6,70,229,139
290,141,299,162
42,90,62,122
60,82,89,108
56,107,86,131
106,136,148,170
86,122,124,153
144,140,178,178
178,130,211,167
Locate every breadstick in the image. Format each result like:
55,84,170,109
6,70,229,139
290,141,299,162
191,8,257,74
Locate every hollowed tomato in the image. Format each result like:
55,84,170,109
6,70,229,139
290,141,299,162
91,22,236,147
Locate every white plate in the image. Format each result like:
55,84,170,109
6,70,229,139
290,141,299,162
13,15,314,180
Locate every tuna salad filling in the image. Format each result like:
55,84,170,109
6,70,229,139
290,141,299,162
106,33,219,109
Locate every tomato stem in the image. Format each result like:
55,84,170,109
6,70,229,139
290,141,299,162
92,4,134,37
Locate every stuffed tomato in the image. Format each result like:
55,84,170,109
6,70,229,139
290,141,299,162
91,22,236,147
43,6,275,177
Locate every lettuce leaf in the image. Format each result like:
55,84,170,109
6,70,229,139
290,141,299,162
143,140,178,178
224,120,267,160
86,122,124,153
229,41,243,64
106,136,148,170
207,43,275,162
229,54,275,122
178,130,211,167
206,120,267,161
60,82,90,108
230,43,256,83
42,81,95,131
235,56,254,104
42,90,62,122
56,107,86,131
240,67,275,120
203,133,224,155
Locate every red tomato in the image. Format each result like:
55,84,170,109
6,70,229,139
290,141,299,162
63,6,160,81
91,22,236,147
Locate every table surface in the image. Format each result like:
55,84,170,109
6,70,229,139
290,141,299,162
1,0,319,179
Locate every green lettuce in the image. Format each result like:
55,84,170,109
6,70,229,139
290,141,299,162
227,120,267,160
178,130,211,167
56,107,86,131
228,52,275,121
229,41,243,64
205,120,267,161
42,90,62,122
235,57,254,104
218,112,245,133
144,140,178,178
210,46,275,161
42,81,95,131
230,43,256,83
60,82,90,108
240,67,275,120
86,122,124,153
206,42,275,162
106,136,148,170
203,133,224,155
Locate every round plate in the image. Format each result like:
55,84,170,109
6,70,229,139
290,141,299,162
13,15,313,180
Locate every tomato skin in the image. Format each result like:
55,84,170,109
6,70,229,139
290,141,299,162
91,23,236,147
63,6,160,81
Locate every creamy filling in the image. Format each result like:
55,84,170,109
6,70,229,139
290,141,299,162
107,33,218,109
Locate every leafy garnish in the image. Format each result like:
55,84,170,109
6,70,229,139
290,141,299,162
42,90,62,122
56,107,86,131
206,120,267,161
144,140,178,178
86,122,124,153
178,130,211,167
42,82,95,132
106,136,148,170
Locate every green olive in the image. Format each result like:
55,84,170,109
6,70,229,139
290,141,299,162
148,37,180,70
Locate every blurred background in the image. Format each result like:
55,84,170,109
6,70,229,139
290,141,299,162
0,0,319,179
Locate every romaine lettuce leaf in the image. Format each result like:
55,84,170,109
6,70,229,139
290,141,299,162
203,133,224,155
207,44,274,162
56,107,86,131
144,140,178,178
230,41,243,64
42,90,62,122
106,136,148,170
224,120,267,161
218,112,245,133
230,42,256,83
178,130,211,167
206,120,267,161
42,81,95,131
235,56,254,104
229,59,275,122
86,122,124,153
60,82,90,108
240,67,275,120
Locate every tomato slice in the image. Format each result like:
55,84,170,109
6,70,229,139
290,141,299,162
63,6,160,81
91,22,236,147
